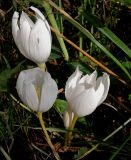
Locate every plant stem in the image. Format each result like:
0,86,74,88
43,1,69,61
37,63,46,71
38,112,61,160
64,114,78,146
10,94,31,112
0,146,12,160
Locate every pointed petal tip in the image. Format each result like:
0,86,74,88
97,72,110,106
76,66,79,70
13,11,19,19
76,66,82,75
29,6,39,15
76,66,80,72
103,72,108,76
91,70,97,76
30,6,35,10
29,6,46,20
102,72,110,79
94,70,97,74
103,72,110,84
20,11,27,19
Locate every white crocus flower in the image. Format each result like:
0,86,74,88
12,6,51,64
16,68,58,112
63,106,74,129
65,68,110,117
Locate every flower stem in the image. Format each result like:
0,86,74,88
38,112,61,160
64,114,78,146
38,63,46,71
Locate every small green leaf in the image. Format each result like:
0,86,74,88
49,52,61,60
84,12,131,58
49,46,62,60
0,69,12,92
54,99,68,116
78,117,87,126
122,60,131,70
0,61,24,92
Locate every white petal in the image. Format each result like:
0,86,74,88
23,81,39,111
22,11,34,28
12,12,19,43
30,6,46,20
69,88,98,117
16,70,27,105
18,11,32,58
16,68,43,108
30,6,51,46
97,73,110,105
78,70,97,90
95,80,105,106
12,12,26,55
29,19,51,64
63,106,74,129
65,67,82,101
39,72,58,112
78,74,89,84
85,70,97,86
20,67,42,80
30,68,44,82
68,83,85,104
30,6,50,31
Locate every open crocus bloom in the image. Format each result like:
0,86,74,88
12,6,51,64
16,68,58,112
65,68,110,117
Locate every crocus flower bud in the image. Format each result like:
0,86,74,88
63,106,74,129
12,6,51,64
16,68,58,112
65,68,110,117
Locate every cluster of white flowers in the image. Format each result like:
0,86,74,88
12,7,110,128
12,6,58,113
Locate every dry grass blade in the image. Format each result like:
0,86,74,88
50,27,130,87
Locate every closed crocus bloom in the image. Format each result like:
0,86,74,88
12,6,51,64
63,106,74,129
16,68,58,112
65,68,110,117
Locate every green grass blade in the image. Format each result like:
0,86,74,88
45,0,131,79
61,14,131,79
84,12,131,58
109,135,131,160
30,0,131,79
99,27,131,58
43,1,69,61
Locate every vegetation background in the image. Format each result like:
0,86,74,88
0,0,131,160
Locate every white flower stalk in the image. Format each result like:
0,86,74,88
63,106,74,129
12,6,51,64
65,68,110,117
16,68,58,112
